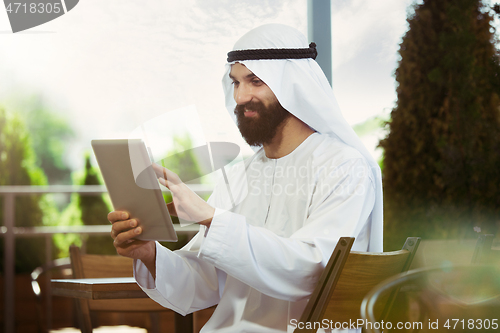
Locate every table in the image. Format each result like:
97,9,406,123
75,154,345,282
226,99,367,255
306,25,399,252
51,277,193,333
1,185,208,333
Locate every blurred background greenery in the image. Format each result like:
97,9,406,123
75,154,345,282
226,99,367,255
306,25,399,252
380,0,500,250
1,0,500,273
0,102,207,272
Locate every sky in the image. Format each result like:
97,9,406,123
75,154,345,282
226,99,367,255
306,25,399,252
0,0,417,171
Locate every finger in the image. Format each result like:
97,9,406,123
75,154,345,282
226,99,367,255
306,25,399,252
166,202,178,217
111,219,138,237
114,226,142,246
152,163,165,178
110,224,134,240
151,163,172,182
159,177,169,189
108,211,129,223
162,167,182,185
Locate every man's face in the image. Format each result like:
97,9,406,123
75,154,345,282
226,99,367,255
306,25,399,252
229,63,290,146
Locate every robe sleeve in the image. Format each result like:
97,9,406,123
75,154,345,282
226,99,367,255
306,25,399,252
198,157,375,302
134,226,226,315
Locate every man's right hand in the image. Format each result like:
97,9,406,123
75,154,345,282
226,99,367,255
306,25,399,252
108,211,157,279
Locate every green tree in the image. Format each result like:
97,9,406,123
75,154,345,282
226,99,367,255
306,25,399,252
0,108,49,272
162,134,205,182
79,153,115,254
160,134,205,250
53,192,83,258
55,154,114,256
380,0,500,250
11,95,74,185
22,97,74,184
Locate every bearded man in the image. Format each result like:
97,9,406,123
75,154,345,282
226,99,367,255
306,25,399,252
109,24,383,332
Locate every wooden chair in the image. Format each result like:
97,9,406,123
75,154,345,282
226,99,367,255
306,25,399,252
69,245,193,333
294,237,420,333
31,257,73,332
361,265,500,333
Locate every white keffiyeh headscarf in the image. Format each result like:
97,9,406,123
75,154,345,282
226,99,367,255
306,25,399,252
221,24,383,252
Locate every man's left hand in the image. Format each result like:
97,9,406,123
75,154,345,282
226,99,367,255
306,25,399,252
152,163,214,227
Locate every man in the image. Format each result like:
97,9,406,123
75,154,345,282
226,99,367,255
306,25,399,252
109,24,383,332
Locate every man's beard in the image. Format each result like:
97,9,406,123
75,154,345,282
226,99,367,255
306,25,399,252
234,100,291,147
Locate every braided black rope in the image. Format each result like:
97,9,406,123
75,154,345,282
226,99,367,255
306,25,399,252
227,42,317,62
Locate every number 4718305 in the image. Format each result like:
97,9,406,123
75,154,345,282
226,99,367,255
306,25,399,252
6,2,62,14
444,319,498,330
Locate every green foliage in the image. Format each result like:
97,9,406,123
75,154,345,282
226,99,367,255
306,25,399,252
160,134,205,250
0,107,53,272
56,153,114,256
380,0,500,250
79,153,115,254
161,134,205,183
353,115,388,137
52,195,83,258
79,153,109,226
14,96,74,185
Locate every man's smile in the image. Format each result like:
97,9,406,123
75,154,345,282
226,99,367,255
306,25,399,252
244,110,258,117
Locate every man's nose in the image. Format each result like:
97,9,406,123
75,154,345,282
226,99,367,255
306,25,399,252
234,84,253,105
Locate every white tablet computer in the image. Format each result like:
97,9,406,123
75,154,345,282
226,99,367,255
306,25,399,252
91,139,177,242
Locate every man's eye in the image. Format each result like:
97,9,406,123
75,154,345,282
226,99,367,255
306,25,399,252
252,79,262,85
231,81,239,86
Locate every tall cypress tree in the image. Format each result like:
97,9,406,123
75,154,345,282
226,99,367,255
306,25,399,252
79,153,115,254
380,0,500,250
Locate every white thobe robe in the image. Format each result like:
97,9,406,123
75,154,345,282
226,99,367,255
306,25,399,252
134,133,376,332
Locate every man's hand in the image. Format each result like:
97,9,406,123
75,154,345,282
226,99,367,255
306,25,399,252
108,211,157,279
152,163,215,227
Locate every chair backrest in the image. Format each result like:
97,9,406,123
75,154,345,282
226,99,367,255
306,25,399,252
70,245,133,279
295,237,420,332
69,245,169,333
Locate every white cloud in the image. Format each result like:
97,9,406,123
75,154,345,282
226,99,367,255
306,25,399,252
330,0,414,124
331,0,412,69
